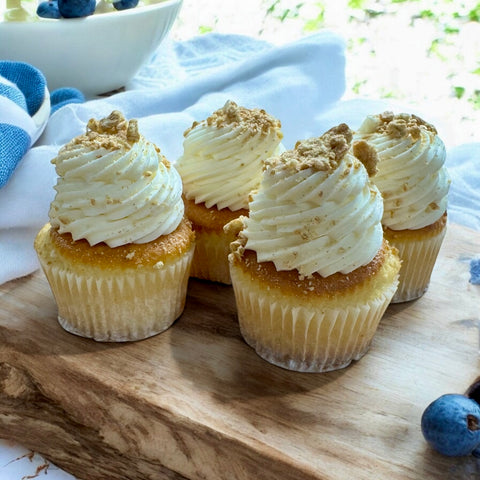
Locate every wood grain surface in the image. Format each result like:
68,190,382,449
1,222,479,480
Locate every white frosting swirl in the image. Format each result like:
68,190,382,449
49,111,184,248
242,125,384,278
176,101,284,211
355,112,450,230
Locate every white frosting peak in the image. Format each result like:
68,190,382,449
49,111,184,247
176,101,284,211
355,112,450,230
241,124,384,277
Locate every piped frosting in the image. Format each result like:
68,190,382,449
355,111,450,230
49,110,184,248
231,124,385,278
176,100,284,211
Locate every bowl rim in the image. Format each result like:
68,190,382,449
0,0,182,25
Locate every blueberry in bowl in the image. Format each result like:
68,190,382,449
57,0,96,17
36,1,61,19
113,0,140,11
0,0,183,96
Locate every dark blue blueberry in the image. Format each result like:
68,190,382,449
470,258,480,285
113,0,139,10
466,377,480,406
36,0,61,18
58,0,96,18
421,394,480,456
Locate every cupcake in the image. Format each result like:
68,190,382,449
227,124,401,373
34,111,195,342
354,112,450,303
176,100,284,284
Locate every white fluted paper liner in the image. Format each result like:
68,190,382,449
230,265,399,373
39,246,194,342
190,228,234,285
388,227,446,303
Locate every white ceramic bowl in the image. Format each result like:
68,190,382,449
0,0,182,97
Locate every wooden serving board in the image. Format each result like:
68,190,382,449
1,222,479,480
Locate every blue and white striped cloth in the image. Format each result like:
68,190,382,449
0,61,85,188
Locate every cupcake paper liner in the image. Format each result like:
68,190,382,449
39,246,194,342
230,263,399,373
387,226,446,303
189,228,234,285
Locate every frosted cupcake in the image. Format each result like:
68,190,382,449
355,112,450,302
34,111,195,342
227,124,401,373
176,100,284,284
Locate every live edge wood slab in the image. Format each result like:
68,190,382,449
1,222,479,480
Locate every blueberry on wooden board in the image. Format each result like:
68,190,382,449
470,258,480,285
421,394,480,457
466,378,480,406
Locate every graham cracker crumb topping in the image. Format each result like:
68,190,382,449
224,217,247,259
352,140,378,177
376,111,437,141
266,123,353,174
65,111,140,153
185,100,283,138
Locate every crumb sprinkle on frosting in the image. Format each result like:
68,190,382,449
265,123,354,174
374,111,437,141
63,110,141,154
352,139,378,177
185,100,283,138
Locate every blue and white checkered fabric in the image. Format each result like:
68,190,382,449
0,61,85,188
